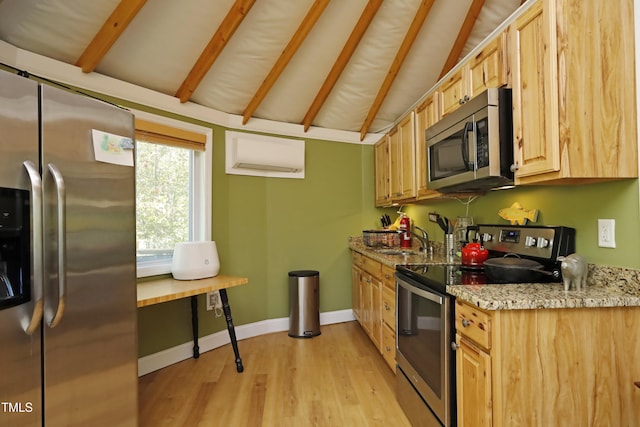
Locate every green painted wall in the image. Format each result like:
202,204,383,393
138,121,640,356
398,180,640,269
138,125,379,356
31,74,640,359
137,123,640,356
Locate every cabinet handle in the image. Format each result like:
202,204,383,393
384,303,390,311
461,318,471,327
386,346,391,352
451,341,459,351
458,98,465,105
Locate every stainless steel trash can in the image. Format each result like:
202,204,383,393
288,270,320,338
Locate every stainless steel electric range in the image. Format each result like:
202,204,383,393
394,224,576,427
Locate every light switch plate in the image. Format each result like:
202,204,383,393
598,219,616,248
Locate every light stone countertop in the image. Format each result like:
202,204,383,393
349,236,640,310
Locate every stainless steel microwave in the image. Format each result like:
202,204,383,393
426,87,514,193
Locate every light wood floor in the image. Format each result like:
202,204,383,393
138,321,412,426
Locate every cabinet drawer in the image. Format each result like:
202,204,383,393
382,286,395,330
455,300,492,350
352,251,363,268
382,322,396,372
362,255,382,277
381,264,395,290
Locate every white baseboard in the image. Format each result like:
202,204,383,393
138,309,356,376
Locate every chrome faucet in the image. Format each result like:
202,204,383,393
412,226,430,252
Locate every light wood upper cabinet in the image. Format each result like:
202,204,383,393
374,137,391,206
439,34,508,118
509,0,637,184
415,93,440,200
389,113,417,202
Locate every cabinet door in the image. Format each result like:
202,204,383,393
370,277,382,350
397,113,416,200
381,323,396,371
456,334,492,427
415,94,441,199
389,114,416,203
381,285,395,330
360,273,372,335
374,137,390,206
509,0,560,178
388,128,402,199
351,265,362,322
468,33,508,98
440,32,508,119
439,68,467,117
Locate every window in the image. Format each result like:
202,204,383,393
133,112,212,278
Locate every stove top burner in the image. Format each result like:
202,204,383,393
396,224,576,289
396,262,557,292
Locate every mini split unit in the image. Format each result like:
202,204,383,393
225,131,305,178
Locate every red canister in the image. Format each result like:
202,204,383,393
399,214,411,248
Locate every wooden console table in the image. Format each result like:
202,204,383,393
137,275,248,373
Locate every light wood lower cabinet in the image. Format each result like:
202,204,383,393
351,251,396,372
455,300,640,426
380,268,396,371
456,337,492,427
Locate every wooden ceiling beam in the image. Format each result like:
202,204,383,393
438,0,486,79
301,0,383,132
175,0,256,103
75,0,148,73
359,0,436,140
242,0,330,125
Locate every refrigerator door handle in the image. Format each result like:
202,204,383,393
46,163,67,328
22,160,44,335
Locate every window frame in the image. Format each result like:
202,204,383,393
132,109,212,278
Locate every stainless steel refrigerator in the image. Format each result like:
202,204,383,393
0,69,138,426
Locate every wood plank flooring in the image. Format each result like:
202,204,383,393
138,321,412,426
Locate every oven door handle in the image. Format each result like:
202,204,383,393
397,278,444,305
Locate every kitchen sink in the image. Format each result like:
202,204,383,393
375,249,420,256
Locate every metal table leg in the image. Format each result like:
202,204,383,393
190,295,200,358
219,288,244,373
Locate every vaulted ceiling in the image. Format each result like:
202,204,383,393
0,0,524,140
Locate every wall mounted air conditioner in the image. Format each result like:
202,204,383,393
225,131,305,179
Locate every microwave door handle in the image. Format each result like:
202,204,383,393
461,121,474,170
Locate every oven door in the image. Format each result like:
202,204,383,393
396,273,454,427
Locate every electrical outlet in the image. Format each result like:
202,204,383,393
206,291,221,311
598,219,616,248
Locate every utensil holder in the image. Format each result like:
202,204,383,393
445,234,455,261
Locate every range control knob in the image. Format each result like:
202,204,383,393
482,233,493,242
525,236,537,247
536,237,550,248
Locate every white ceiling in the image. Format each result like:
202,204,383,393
0,0,523,140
